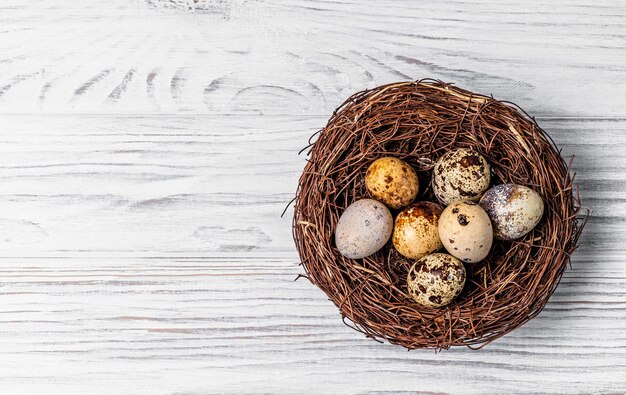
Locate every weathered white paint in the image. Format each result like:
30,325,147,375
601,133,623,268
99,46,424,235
0,0,625,393
1,0,626,116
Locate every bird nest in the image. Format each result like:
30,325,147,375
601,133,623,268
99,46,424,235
292,80,585,350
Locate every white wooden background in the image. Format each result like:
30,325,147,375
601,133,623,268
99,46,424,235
1,0,625,393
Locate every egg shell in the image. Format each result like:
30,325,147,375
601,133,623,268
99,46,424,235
439,201,493,263
335,199,394,259
479,183,545,240
432,148,491,205
407,253,466,308
365,157,419,209
392,201,444,259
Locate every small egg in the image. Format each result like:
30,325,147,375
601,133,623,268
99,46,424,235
335,199,393,259
365,157,419,209
392,202,444,259
432,148,491,205
407,253,466,308
439,201,493,263
479,184,544,240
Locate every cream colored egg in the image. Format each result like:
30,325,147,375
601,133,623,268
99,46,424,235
392,202,443,259
439,201,493,263
407,253,466,308
335,199,394,259
365,157,419,209
432,148,491,205
479,184,544,240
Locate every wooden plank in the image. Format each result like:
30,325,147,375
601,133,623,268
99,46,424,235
0,0,625,116
0,115,622,257
0,255,624,394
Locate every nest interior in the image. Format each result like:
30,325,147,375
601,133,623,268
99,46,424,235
293,80,585,350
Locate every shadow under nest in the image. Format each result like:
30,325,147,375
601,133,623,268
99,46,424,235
293,79,585,350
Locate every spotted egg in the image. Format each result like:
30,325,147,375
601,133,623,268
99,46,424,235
392,201,444,259
365,157,419,209
439,201,493,263
407,253,466,308
479,184,545,240
335,199,394,259
432,148,491,205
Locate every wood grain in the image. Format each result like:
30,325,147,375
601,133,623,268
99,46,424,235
0,115,624,393
1,0,625,393
1,0,626,116
0,115,621,256
0,254,624,394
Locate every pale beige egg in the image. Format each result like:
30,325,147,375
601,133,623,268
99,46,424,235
432,148,491,205
479,183,544,240
439,201,493,263
335,199,394,259
365,157,419,209
407,253,466,308
392,202,444,259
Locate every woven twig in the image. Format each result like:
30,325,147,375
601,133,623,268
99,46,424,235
292,80,585,350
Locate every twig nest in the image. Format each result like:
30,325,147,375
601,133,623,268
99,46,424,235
480,184,545,240
407,253,466,308
392,202,443,259
433,148,491,205
365,157,419,209
439,201,493,263
293,80,584,350
335,199,393,259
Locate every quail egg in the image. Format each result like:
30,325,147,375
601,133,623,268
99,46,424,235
335,199,394,259
439,201,493,263
432,148,491,205
407,253,466,308
365,157,419,209
479,183,544,240
392,201,444,259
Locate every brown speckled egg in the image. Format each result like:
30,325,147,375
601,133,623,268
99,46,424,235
479,184,544,240
335,199,394,259
432,148,491,205
365,157,419,209
439,201,493,263
407,253,466,308
392,202,443,259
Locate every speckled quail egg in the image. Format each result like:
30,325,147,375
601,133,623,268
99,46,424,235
439,201,493,263
335,199,394,259
432,148,491,205
392,201,444,259
479,183,545,240
365,157,419,209
407,253,466,308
